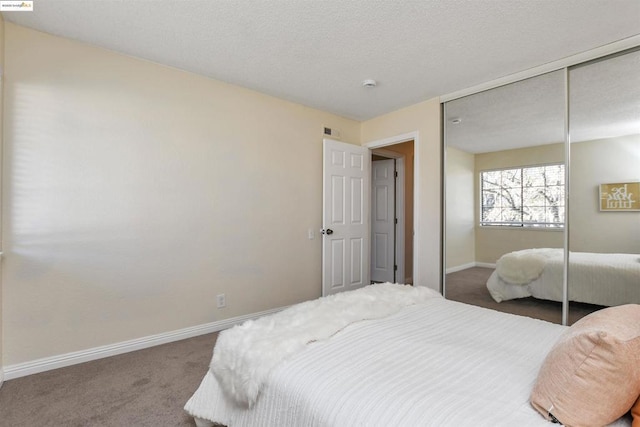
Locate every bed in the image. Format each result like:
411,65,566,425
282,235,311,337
486,249,640,306
184,283,638,426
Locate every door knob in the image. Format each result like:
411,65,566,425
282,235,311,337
322,229,334,235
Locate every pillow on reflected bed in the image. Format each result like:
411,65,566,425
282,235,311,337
531,304,640,427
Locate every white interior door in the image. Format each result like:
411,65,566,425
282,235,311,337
371,159,396,283
322,139,370,296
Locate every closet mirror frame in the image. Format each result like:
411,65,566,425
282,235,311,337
441,44,640,326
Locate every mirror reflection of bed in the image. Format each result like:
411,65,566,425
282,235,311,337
445,266,605,325
445,248,640,325
443,48,640,325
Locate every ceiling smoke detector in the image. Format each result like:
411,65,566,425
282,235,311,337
362,79,377,88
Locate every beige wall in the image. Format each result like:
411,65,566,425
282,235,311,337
445,146,475,270
474,143,565,263
361,99,442,290
570,134,640,254
1,24,360,365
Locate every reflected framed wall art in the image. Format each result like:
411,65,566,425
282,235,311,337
599,182,640,211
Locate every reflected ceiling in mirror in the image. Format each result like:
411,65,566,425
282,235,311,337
445,70,565,153
569,49,640,142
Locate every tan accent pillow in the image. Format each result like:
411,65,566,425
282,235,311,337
531,304,640,427
632,397,640,427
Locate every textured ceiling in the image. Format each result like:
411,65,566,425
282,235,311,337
3,0,640,121
445,70,566,153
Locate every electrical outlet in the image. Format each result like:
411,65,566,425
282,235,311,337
216,294,226,308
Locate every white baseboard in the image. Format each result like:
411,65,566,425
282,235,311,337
3,306,287,381
475,262,496,269
445,262,476,274
446,262,496,274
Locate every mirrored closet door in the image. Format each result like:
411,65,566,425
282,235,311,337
567,49,640,323
443,71,566,323
443,47,640,326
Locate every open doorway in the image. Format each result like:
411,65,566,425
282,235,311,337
370,140,414,285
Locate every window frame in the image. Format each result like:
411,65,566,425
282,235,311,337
479,162,565,229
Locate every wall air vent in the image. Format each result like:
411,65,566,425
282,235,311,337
323,127,341,139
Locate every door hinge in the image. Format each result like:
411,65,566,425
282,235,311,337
394,171,398,178
394,265,398,271
395,218,398,224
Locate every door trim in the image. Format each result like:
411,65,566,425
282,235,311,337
372,150,406,284
365,131,418,285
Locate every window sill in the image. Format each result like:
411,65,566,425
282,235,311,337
478,226,564,232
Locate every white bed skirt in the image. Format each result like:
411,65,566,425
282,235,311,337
194,417,213,427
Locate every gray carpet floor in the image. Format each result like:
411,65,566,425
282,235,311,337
0,332,218,427
0,271,604,426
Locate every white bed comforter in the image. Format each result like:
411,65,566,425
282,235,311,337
210,283,439,407
488,251,640,306
184,298,632,426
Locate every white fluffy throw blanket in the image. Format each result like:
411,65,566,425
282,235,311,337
210,283,441,407
496,248,561,285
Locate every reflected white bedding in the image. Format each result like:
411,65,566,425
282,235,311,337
184,297,632,426
487,251,640,306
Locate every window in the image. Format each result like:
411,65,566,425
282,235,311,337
480,164,565,228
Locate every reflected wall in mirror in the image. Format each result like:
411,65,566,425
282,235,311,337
567,49,640,321
444,71,568,324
